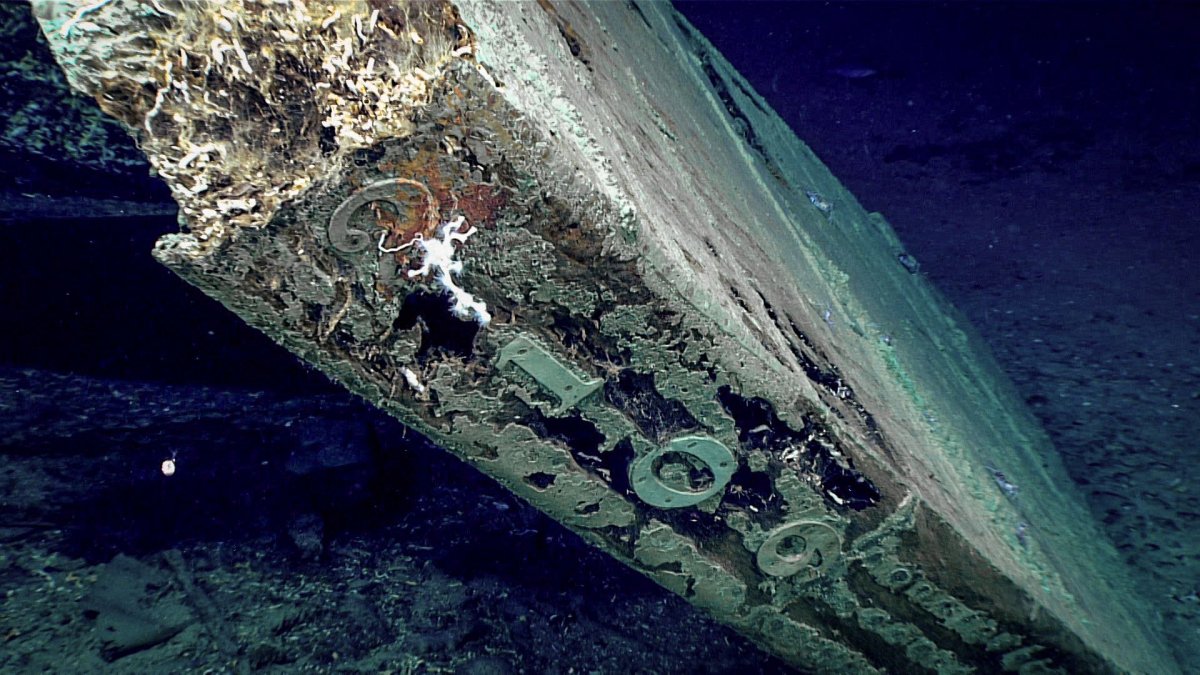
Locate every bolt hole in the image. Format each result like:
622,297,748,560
777,534,808,559
652,451,714,493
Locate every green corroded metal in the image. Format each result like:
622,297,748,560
495,334,603,414
756,520,841,578
629,435,735,508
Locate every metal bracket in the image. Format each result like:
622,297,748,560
496,334,603,414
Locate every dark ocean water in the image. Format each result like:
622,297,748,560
1,2,1197,672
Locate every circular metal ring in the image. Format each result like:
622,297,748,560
630,435,735,508
756,521,842,577
328,178,425,253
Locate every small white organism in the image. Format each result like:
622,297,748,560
401,366,425,393
404,215,491,325
161,452,177,477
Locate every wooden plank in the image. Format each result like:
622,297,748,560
30,1,1177,672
